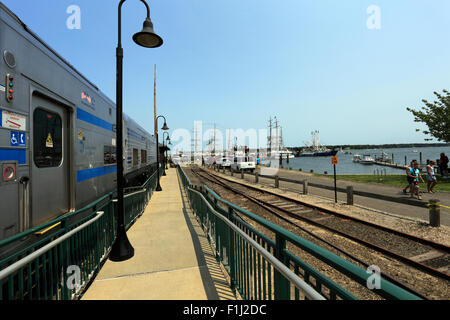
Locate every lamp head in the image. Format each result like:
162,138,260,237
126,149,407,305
161,122,169,131
133,18,163,48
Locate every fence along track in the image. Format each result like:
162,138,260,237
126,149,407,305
196,167,450,282
190,169,432,299
179,165,421,300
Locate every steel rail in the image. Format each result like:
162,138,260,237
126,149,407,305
187,187,326,300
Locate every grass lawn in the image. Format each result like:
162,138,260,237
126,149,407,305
315,174,450,192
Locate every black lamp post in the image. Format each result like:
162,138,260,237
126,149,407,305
110,0,163,262
155,115,168,191
163,132,170,169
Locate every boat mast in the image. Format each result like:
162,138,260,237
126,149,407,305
268,117,272,156
274,117,279,152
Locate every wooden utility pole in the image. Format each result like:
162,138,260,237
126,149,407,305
154,64,157,137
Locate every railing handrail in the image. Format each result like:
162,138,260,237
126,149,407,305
124,189,147,199
0,210,105,281
188,186,325,300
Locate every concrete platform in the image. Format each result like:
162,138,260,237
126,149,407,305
82,168,237,300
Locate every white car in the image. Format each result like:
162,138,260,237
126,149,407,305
230,156,256,173
218,157,232,168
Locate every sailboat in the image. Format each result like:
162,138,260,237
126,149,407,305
298,131,338,157
267,117,294,159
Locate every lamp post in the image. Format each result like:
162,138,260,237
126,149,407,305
110,0,163,262
155,115,168,191
163,132,170,169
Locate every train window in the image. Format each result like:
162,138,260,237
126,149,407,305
104,146,117,165
132,148,139,166
33,108,62,168
141,150,147,164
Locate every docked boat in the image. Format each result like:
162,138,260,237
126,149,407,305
298,130,338,157
352,154,361,163
359,154,375,165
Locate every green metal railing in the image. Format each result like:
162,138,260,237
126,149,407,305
177,165,421,300
0,166,162,300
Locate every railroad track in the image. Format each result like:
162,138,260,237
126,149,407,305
189,166,450,299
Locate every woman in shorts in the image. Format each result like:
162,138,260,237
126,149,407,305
409,162,424,200
426,160,437,193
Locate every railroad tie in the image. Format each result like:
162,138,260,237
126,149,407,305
409,250,445,263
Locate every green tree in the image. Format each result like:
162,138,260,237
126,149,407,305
407,90,450,142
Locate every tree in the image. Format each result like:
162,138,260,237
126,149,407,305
406,89,450,143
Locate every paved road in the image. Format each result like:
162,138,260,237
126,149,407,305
224,166,450,226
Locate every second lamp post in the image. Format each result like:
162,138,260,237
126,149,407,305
155,115,168,191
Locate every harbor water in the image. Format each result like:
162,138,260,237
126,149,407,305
278,146,450,175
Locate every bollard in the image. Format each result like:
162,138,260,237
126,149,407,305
428,199,440,227
275,176,279,188
303,180,308,195
310,169,314,173
346,186,354,205
241,169,244,179
255,172,259,183
299,168,302,172
324,171,328,175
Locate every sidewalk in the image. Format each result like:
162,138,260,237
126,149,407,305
82,168,236,300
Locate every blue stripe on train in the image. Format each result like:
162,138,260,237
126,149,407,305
77,165,116,183
77,108,113,131
0,148,26,164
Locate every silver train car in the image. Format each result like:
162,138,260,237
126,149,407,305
0,3,157,241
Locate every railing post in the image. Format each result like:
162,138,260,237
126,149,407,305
227,207,236,293
274,234,289,300
346,186,353,205
255,172,259,183
429,199,440,227
275,176,279,188
241,169,244,179
231,169,234,177
303,180,308,195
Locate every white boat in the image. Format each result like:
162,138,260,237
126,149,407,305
359,154,375,165
352,154,361,163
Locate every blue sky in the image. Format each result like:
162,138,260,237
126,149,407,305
4,0,450,148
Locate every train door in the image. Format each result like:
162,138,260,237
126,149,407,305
31,95,70,227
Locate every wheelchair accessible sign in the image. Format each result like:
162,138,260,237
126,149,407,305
10,131,26,147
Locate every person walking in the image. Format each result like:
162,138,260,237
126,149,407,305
426,160,438,193
403,160,417,194
440,153,449,177
409,162,425,200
